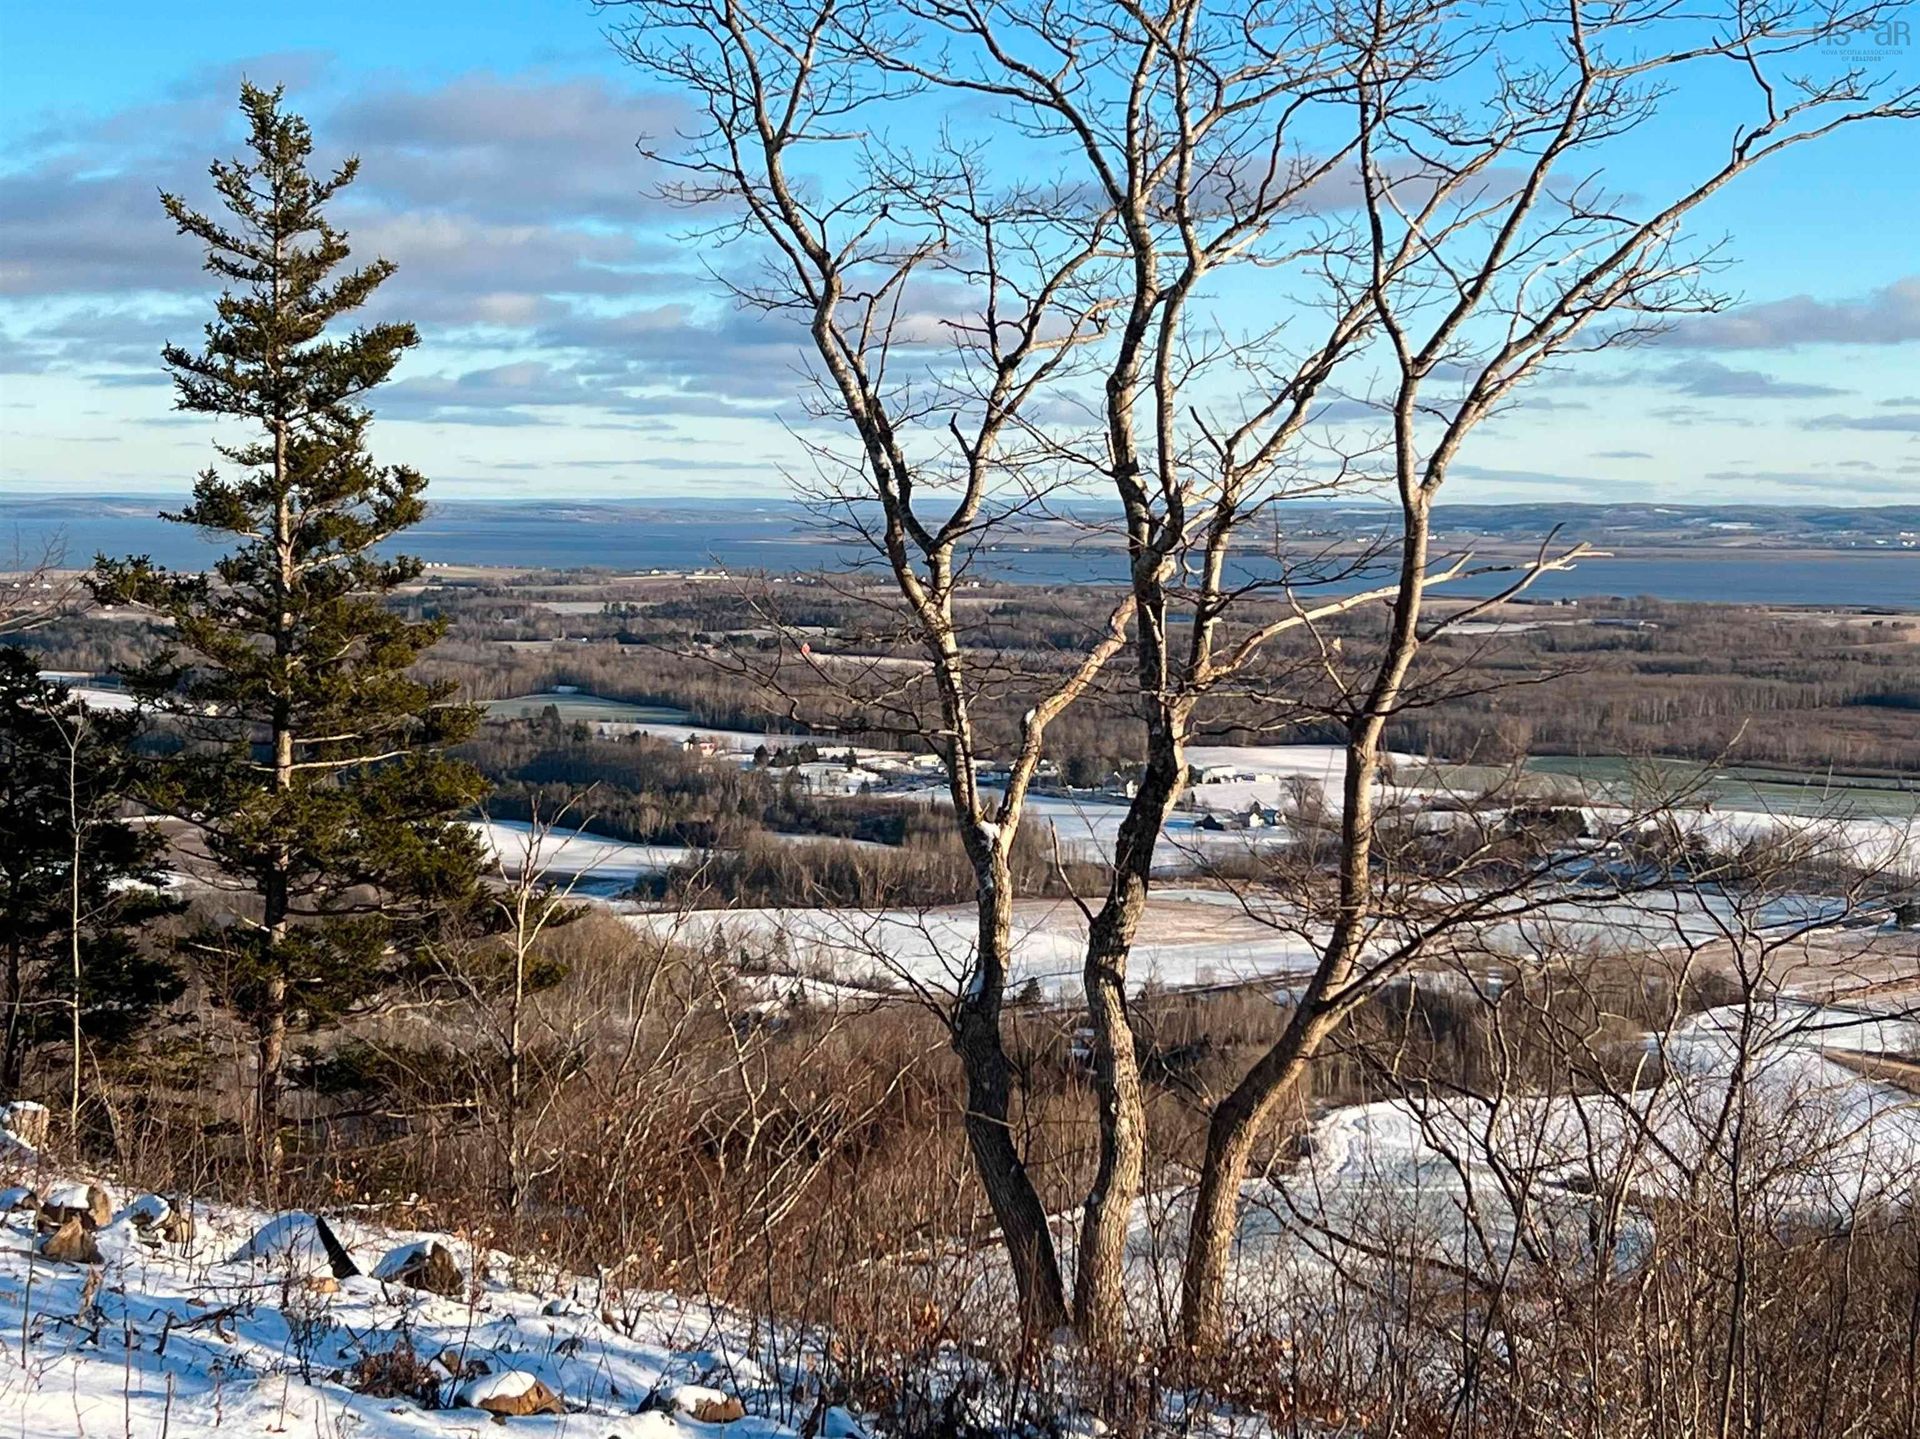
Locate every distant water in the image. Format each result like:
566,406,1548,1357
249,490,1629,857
11,500,1918,608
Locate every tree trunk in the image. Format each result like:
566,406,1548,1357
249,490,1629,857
257,972,288,1190
506,896,529,1218
1180,1049,1316,1351
1074,729,1184,1347
2,931,24,1096
957,853,1069,1338
261,425,294,1194
65,711,84,1139
1177,750,1381,1350
1177,499,1431,1351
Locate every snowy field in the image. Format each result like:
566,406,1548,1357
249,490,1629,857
1667,806,1916,876
65,684,139,711
1014,793,1300,871
486,697,1916,878
624,874,1870,1002
623,890,1325,999
470,819,696,894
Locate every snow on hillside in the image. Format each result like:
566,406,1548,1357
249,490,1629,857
0,1188,857,1437
1213,998,1920,1295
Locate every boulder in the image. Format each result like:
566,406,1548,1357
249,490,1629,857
38,1216,102,1265
458,1370,565,1417
122,1198,173,1237
126,1196,197,1249
670,1385,746,1423
229,1212,359,1278
158,1206,196,1248
437,1348,488,1380
39,1181,114,1230
373,1240,465,1297
123,1193,171,1229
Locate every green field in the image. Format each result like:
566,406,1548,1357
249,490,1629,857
1521,755,1919,819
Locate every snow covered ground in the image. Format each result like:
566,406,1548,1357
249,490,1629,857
625,874,1865,1003
492,699,1916,877
471,819,696,894
1015,793,1299,871
1665,807,1916,876
1182,743,1422,810
0,1185,863,1438
623,891,1325,1000
1197,996,1920,1302
63,684,139,712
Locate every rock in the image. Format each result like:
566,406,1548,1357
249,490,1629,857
437,1347,488,1380
374,1240,465,1297
230,1212,359,1278
823,1406,867,1439
39,1181,114,1230
158,1206,196,1247
39,1216,102,1265
670,1385,746,1423
3,1101,49,1150
124,1193,171,1229
124,1195,194,1248
458,1370,565,1417
130,1196,197,1247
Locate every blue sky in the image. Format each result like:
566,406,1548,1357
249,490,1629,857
1,0,1915,505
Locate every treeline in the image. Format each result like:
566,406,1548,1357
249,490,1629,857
465,718,917,849
464,717,1094,905
644,822,1102,909
421,601,1920,776
29,569,1913,776
1405,608,1920,771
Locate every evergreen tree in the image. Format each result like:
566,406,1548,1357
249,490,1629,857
0,649,182,1100
93,84,487,1186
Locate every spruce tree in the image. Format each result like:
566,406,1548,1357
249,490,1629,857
0,650,182,1103
93,84,486,1186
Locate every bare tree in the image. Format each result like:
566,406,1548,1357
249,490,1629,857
861,0,1615,1345
607,0,1149,1329
442,799,592,1218
1166,0,1917,1348
606,0,1915,1350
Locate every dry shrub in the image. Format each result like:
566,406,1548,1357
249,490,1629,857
349,1332,443,1407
